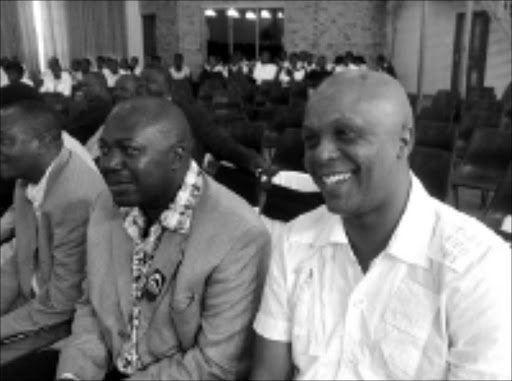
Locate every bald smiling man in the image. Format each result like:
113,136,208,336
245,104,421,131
250,71,511,380
57,97,270,381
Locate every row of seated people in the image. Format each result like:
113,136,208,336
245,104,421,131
199,50,396,87
0,69,510,381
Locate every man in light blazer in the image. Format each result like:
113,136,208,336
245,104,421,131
57,97,271,380
0,101,107,340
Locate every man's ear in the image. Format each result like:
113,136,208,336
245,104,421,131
398,124,414,159
169,145,186,170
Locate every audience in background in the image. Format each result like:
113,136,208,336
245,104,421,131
376,53,397,78
169,53,191,80
40,57,73,97
56,97,270,380
252,51,279,85
67,72,113,144
278,52,305,87
119,57,131,75
129,56,142,75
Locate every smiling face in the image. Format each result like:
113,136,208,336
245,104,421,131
303,71,413,218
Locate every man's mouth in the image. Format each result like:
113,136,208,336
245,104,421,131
320,171,354,186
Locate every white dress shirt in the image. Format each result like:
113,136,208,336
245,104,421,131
40,70,73,97
252,62,278,84
254,175,511,380
0,67,8,87
169,65,190,80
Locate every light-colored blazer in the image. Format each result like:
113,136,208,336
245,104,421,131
57,176,271,380
0,148,107,339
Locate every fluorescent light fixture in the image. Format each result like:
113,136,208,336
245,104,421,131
277,11,284,19
227,8,240,18
204,8,217,17
245,10,257,20
260,9,271,19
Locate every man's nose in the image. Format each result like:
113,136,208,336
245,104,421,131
316,138,341,162
100,148,123,171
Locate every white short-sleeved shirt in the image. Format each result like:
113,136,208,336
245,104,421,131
253,62,278,85
40,70,73,97
254,175,511,380
169,65,190,80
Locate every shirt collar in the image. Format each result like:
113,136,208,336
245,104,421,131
122,160,204,236
25,150,62,209
384,173,436,268
291,173,435,268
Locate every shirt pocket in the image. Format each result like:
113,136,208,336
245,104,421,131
379,278,439,379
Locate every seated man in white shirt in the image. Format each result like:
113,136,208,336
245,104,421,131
250,70,511,380
278,53,305,87
40,57,73,97
169,53,191,80
252,51,278,85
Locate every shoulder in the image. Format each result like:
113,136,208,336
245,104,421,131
284,205,332,243
195,176,267,237
428,199,509,273
48,150,107,206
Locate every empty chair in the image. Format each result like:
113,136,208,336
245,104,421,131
451,128,512,208
482,163,512,233
410,146,453,201
415,120,456,152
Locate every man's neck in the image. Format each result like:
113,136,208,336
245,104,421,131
26,147,61,185
344,172,411,272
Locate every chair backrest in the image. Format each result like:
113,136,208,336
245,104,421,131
409,146,453,201
464,128,512,167
273,128,306,172
483,163,512,231
415,120,456,152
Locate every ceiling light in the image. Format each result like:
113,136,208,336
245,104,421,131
260,9,271,19
204,8,217,17
245,10,257,20
277,11,284,19
227,8,240,18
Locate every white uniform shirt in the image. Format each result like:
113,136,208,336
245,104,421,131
169,65,190,80
252,62,278,85
40,70,73,97
254,175,511,380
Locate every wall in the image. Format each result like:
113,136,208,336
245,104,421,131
138,0,387,76
139,0,179,65
392,0,511,98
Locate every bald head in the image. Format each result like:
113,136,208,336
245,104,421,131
105,96,192,150
306,70,413,137
113,74,139,103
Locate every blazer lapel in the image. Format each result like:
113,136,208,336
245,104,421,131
14,182,38,297
111,218,134,325
138,230,187,336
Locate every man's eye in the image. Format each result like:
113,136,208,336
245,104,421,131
303,134,319,149
335,128,356,142
98,144,110,156
123,146,141,156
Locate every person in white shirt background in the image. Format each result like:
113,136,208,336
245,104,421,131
169,53,191,80
40,56,73,97
278,52,306,87
252,50,278,85
250,70,511,380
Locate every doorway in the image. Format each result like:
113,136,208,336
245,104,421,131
451,10,490,99
142,14,157,58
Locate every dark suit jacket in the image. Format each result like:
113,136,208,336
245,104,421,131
0,148,107,339
57,176,271,380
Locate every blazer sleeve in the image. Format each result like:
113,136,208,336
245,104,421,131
0,200,90,340
56,283,111,380
128,225,271,381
